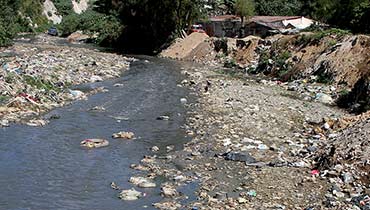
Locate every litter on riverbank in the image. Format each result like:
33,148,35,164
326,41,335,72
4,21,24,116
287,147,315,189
0,34,133,127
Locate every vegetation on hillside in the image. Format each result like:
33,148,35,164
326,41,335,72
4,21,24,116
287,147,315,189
0,0,47,46
0,0,369,51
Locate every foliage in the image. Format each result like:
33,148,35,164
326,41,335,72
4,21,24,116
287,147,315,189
255,49,293,79
235,0,255,24
295,28,351,47
111,0,203,53
58,9,123,46
23,75,61,92
255,0,302,16
0,0,48,46
53,0,74,16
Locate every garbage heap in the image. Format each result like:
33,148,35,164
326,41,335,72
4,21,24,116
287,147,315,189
0,35,131,126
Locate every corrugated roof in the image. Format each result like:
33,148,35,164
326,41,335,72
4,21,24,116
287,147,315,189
209,15,304,23
250,16,302,23
209,15,241,22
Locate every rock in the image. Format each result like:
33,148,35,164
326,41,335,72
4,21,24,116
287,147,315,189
333,190,345,198
237,197,248,204
110,182,120,190
151,146,160,152
180,98,187,104
315,93,334,105
166,145,175,152
129,176,156,188
89,106,105,111
0,119,10,127
153,201,182,210
67,31,91,43
90,75,103,82
119,188,144,201
69,90,86,99
80,139,109,149
26,119,48,127
161,185,179,198
157,115,170,120
112,131,135,139
224,152,257,164
114,83,124,87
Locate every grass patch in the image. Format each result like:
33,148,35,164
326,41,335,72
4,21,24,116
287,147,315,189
0,95,10,104
22,75,61,92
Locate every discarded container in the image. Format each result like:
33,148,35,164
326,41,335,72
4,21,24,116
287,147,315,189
80,139,109,149
247,190,257,197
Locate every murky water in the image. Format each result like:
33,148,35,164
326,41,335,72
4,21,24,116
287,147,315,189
0,57,192,210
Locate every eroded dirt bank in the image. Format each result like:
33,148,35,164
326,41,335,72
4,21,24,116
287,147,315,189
132,64,354,209
152,32,369,210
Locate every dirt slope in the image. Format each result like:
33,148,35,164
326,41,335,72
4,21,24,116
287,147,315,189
160,32,210,60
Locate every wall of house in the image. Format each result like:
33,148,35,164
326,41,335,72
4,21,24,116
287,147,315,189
203,20,242,38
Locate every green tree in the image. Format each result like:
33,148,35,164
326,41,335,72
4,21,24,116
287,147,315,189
235,0,255,25
113,0,203,53
256,0,303,16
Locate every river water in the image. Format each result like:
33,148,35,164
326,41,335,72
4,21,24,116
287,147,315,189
0,57,192,210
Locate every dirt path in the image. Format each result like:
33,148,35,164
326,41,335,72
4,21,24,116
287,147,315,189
138,65,349,209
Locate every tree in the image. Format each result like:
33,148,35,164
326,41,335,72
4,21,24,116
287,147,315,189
235,0,255,25
111,0,203,53
256,0,303,16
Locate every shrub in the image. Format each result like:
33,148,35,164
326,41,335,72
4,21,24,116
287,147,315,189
58,10,123,47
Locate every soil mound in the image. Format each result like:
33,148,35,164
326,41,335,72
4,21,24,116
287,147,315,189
160,32,210,60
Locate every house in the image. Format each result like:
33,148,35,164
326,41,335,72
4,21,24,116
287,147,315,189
202,15,242,37
244,16,314,37
202,15,314,38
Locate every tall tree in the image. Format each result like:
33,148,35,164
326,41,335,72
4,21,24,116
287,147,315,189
112,0,203,53
255,0,303,16
235,0,255,25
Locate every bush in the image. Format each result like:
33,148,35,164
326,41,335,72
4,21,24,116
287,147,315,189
58,10,124,47
0,24,14,46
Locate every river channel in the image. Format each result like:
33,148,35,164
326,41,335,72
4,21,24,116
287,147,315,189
0,56,192,210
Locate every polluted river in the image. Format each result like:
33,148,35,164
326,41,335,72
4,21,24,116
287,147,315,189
2,33,369,210
0,43,194,209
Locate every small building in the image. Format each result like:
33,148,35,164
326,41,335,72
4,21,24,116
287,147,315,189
203,15,242,37
245,16,314,37
202,15,314,38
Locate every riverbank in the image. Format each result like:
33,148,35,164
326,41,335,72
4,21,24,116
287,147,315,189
145,31,370,209
0,34,132,127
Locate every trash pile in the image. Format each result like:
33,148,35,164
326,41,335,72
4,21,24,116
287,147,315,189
307,115,370,209
0,34,132,126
